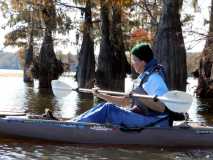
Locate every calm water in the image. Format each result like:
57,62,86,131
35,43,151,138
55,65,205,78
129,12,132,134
0,70,213,160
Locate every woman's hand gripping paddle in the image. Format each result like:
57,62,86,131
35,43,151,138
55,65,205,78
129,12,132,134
52,80,193,113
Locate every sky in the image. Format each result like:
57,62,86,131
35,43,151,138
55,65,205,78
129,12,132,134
182,0,211,53
0,0,211,54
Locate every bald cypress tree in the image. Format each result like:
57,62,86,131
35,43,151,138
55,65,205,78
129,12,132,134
96,0,130,91
77,0,95,89
196,0,213,97
153,0,187,91
36,0,63,90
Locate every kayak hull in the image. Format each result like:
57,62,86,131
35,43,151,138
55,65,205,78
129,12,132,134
0,117,213,147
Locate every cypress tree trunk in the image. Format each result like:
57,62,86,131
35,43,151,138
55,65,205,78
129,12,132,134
38,29,57,89
96,0,114,90
77,0,95,88
111,2,131,91
32,1,63,91
96,1,130,91
153,0,187,91
196,0,213,97
24,31,33,83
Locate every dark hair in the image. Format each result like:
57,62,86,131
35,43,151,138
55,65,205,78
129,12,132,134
131,43,153,62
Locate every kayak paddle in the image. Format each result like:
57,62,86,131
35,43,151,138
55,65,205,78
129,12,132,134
51,80,193,113
0,111,26,116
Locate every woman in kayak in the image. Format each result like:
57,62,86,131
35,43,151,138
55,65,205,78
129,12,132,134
72,43,170,128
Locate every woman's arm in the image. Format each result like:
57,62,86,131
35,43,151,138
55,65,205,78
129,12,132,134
94,90,131,107
138,98,165,112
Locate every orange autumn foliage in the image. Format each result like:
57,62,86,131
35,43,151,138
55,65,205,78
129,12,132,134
130,28,153,43
111,0,133,6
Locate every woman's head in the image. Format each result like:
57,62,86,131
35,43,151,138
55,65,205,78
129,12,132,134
131,43,153,63
131,43,154,73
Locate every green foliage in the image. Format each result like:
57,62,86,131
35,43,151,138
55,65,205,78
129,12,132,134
0,1,9,18
56,11,74,34
181,14,195,24
4,27,27,47
0,0,201,52
192,0,198,10
0,0,76,48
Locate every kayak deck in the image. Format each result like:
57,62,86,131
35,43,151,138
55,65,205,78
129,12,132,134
0,116,213,147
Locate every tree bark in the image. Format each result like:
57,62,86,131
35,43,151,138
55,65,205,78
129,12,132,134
32,1,63,91
77,0,95,88
96,1,130,91
111,2,131,90
153,0,187,91
38,29,56,89
196,0,213,98
24,31,34,83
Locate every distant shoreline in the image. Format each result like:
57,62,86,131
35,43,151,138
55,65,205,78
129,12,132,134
0,69,23,77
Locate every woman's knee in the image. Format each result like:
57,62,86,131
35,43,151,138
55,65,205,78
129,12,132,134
103,103,118,110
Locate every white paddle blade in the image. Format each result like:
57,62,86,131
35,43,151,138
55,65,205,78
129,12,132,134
51,80,73,97
162,90,193,113
52,80,71,89
0,111,26,116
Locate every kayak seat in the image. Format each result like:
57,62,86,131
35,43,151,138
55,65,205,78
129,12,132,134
165,107,189,127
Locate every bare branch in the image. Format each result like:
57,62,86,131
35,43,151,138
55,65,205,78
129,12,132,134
55,1,86,11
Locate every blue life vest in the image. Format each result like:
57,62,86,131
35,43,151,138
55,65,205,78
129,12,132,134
131,59,167,116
